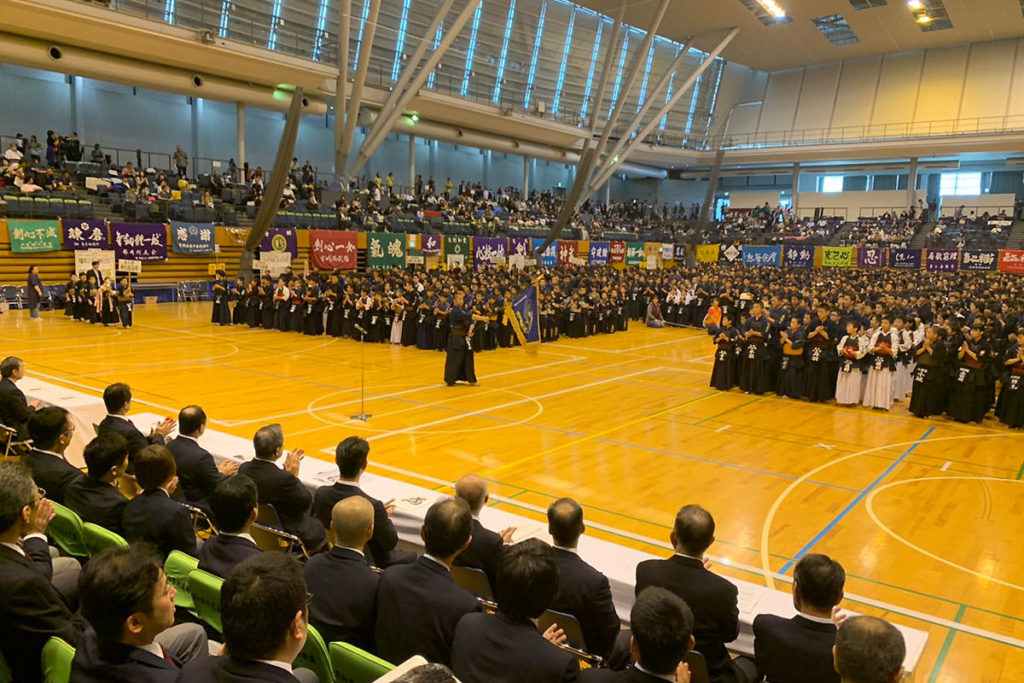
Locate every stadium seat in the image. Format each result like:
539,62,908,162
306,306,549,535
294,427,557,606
48,502,89,558
450,565,493,600
293,625,333,683
328,641,394,683
49,198,65,216
82,522,128,556
34,197,51,216
188,568,224,634
164,550,200,612
40,637,74,683
683,651,711,683
535,609,595,662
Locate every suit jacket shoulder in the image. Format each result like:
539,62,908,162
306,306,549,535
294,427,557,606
179,655,301,682
21,449,84,505
69,628,180,683
450,611,579,683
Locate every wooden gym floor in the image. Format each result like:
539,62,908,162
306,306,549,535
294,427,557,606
3,302,1023,682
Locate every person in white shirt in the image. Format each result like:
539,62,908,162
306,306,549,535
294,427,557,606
3,144,22,162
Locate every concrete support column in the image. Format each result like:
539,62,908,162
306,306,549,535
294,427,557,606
700,148,726,226
69,76,84,142
523,156,529,196
191,97,200,177
604,180,610,205
791,162,800,218
908,156,919,213
236,103,245,168
408,134,415,188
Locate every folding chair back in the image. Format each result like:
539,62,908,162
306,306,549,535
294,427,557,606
293,624,334,683
48,502,88,558
187,568,224,634
40,637,75,683
82,522,128,556
328,641,394,683
164,550,200,612
451,565,494,600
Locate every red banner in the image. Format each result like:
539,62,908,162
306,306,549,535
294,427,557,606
310,230,358,270
999,249,1024,274
557,240,578,267
609,241,626,263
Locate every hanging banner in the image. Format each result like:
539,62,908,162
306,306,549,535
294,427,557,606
625,242,645,266
925,248,959,273
696,244,721,263
783,246,813,268
998,249,1024,274
509,236,532,259
7,219,61,252
719,244,741,264
888,248,922,269
821,246,853,268
259,227,298,258
62,219,108,250
366,231,405,269
444,234,470,261
673,244,687,262
170,221,215,254
75,249,116,279
111,222,167,261
960,249,998,272
741,245,781,267
589,241,610,265
310,229,358,270
422,233,442,255
532,238,557,267
661,243,674,260
609,241,626,263
474,237,507,268
856,246,886,269
557,240,579,267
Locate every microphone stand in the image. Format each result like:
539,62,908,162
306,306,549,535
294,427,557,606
350,324,372,421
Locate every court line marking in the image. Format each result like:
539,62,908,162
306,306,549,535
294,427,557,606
941,461,952,472
715,424,732,433
866,476,1024,593
928,604,966,683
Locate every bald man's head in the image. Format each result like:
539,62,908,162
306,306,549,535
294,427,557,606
834,615,906,683
330,496,375,550
454,474,488,513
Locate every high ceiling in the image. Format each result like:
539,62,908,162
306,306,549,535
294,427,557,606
574,0,1024,72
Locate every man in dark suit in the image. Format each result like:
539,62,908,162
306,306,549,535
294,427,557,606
312,435,411,567
753,553,845,683
375,497,481,665
546,497,620,659
451,538,579,683
0,356,39,437
121,445,197,559
64,434,130,536
834,616,906,683
179,554,318,683
239,424,325,553
22,406,83,504
88,261,104,292
581,587,695,682
198,474,262,577
97,383,175,463
71,546,212,683
452,473,513,588
0,462,87,682
635,504,740,683
165,405,239,506
304,496,379,651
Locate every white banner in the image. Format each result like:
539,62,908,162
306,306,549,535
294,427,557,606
406,254,425,265
118,259,142,274
256,252,292,277
75,249,116,280
446,254,465,268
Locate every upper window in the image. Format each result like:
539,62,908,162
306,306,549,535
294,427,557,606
821,175,844,193
939,172,982,196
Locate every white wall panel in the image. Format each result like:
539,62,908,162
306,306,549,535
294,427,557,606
757,69,802,133
913,46,969,133
959,40,1017,124
792,63,840,132
829,57,881,133
870,52,924,127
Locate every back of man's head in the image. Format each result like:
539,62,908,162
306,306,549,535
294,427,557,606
79,546,162,643
331,496,374,549
0,462,35,535
335,436,369,479
547,497,584,548
495,538,559,622
210,475,258,534
393,664,457,682
0,356,23,379
422,497,472,559
178,405,207,436
27,407,69,451
134,445,176,491
672,504,715,557
222,553,308,662
630,587,694,675
253,424,284,460
834,616,906,683
453,474,488,513
83,433,129,480
794,554,846,614
103,383,132,414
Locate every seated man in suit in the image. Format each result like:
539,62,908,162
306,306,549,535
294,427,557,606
452,473,514,588
97,383,176,463
375,497,481,665
451,538,579,683
754,553,845,683
0,356,39,437
23,406,83,504
546,497,620,660
64,434,130,536
833,616,906,683
0,462,87,682
179,554,318,683
121,446,197,559
635,504,739,683
239,424,325,553
313,435,411,567
198,474,262,577
304,496,379,651
71,546,212,682
165,405,238,506
582,587,694,682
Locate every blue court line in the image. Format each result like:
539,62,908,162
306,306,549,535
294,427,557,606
778,425,936,574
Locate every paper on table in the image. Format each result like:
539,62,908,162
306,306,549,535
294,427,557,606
737,582,766,615
509,523,549,543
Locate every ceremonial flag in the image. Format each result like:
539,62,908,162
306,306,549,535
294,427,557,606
503,284,541,355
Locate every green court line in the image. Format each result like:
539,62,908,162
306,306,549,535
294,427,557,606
692,397,764,426
928,604,967,683
1017,460,1024,480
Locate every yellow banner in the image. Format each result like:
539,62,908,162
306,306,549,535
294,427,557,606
696,244,720,263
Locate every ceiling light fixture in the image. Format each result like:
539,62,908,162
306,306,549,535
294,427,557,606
758,0,787,18
916,13,932,22
906,0,924,9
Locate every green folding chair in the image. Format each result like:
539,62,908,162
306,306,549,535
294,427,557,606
82,522,128,556
328,641,394,683
0,646,12,683
48,502,88,558
164,550,200,613
188,568,224,634
40,637,75,683
293,625,333,683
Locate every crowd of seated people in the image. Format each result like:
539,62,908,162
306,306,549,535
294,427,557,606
766,217,845,245
927,209,1013,249
837,214,921,248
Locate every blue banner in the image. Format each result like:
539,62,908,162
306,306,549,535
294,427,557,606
741,245,781,267
259,227,298,258
503,284,541,354
961,249,998,271
783,246,814,268
170,221,216,254
589,241,610,265
888,248,922,269
532,238,557,268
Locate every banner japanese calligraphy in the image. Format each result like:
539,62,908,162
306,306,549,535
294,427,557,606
960,249,998,272
509,236,532,259
696,244,720,263
259,228,298,258
444,235,470,260
661,243,674,260
609,241,626,263
61,219,108,250
925,248,959,273
821,247,853,268
473,237,507,268
310,230,358,270
7,220,61,252
674,244,687,262
557,240,579,267
741,245,781,267
888,248,921,269
422,233,442,255
784,246,814,268
856,246,886,269
366,232,405,269
111,223,167,261
589,241,610,265
719,244,741,264
170,221,215,254
625,242,645,266
998,249,1024,274
532,239,557,267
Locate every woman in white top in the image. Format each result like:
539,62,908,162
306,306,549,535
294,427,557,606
835,321,867,406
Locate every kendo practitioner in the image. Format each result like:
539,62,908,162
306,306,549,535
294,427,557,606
996,328,1024,428
416,289,436,350
99,278,119,326
325,274,343,337
909,326,948,418
401,284,419,347
303,277,323,336
776,316,805,399
259,276,275,330
211,270,230,325
64,272,77,317
116,276,134,328
434,294,451,351
273,278,291,332
803,309,835,402
709,313,740,391
342,285,357,339
444,290,490,386
739,300,770,395
83,274,100,324
245,277,260,328
288,279,305,332
835,321,866,407
862,317,899,411
231,276,246,325
947,325,990,423
74,272,88,320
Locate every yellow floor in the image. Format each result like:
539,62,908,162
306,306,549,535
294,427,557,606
5,302,1024,682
